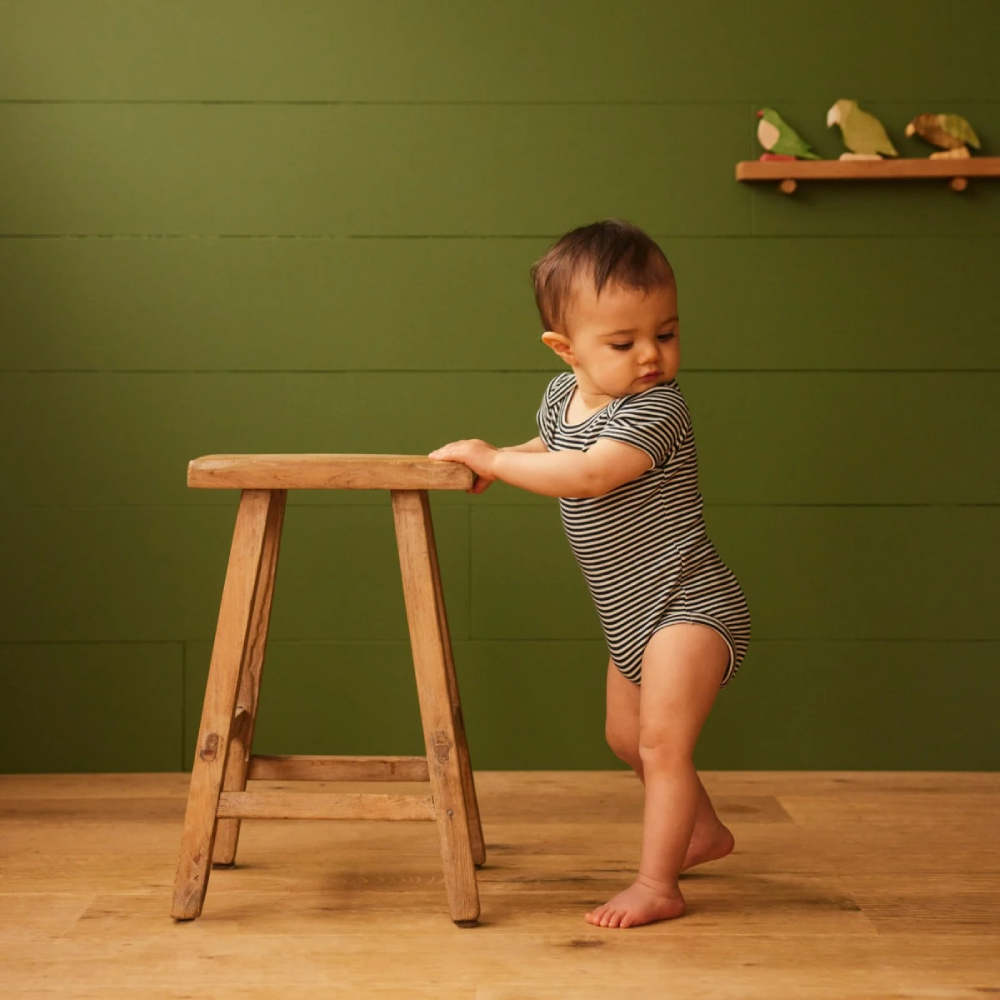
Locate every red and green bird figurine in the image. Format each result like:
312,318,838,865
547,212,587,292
755,107,822,160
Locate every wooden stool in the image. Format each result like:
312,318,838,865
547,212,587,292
170,454,485,927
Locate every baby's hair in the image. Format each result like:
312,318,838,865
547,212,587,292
529,218,675,334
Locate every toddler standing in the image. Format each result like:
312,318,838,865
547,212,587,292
429,219,751,929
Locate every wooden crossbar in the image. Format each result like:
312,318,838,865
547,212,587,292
217,791,436,821
247,754,430,782
187,454,475,491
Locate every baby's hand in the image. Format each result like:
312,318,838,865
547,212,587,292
428,439,499,493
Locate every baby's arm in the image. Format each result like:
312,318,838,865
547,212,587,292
493,438,651,498
499,436,548,454
430,436,649,498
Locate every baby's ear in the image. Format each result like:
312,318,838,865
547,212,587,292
541,330,572,363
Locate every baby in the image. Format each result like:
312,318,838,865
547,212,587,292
429,218,751,929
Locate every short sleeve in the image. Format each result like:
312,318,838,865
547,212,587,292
536,373,568,447
596,384,689,469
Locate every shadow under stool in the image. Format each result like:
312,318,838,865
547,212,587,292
170,454,485,927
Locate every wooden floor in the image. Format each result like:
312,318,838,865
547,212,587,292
1,771,998,998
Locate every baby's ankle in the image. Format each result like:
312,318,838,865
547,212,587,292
635,871,681,897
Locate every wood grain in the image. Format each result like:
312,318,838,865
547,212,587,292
392,489,480,924
212,489,286,866
188,455,475,491
421,486,486,866
246,754,431,782
170,488,277,919
217,790,435,821
736,156,1000,182
2,770,998,998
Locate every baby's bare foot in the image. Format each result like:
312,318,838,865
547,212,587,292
584,876,685,929
681,820,735,872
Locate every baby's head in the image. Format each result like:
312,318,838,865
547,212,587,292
530,219,679,397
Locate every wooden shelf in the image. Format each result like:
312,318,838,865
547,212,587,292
736,156,1000,194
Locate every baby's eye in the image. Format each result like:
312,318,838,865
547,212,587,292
610,333,675,352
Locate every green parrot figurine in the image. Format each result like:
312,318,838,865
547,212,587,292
905,113,982,159
827,99,898,159
755,107,822,160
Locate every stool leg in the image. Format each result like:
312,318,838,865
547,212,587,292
171,489,278,920
391,489,479,926
421,491,485,867
212,489,287,867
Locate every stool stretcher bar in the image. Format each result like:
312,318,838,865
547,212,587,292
247,753,431,782
217,791,436,822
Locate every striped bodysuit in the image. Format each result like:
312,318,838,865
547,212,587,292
536,371,751,687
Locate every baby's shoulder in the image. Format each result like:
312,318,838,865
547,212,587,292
541,371,575,405
611,379,688,419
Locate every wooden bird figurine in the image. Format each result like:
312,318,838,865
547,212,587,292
905,113,982,159
756,107,822,160
827,99,898,159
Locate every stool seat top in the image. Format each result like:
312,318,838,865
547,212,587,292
188,454,475,491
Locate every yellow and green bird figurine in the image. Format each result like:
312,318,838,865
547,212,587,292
827,99,898,159
905,113,982,159
755,107,822,160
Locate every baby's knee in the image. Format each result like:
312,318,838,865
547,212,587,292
605,724,639,766
638,732,694,768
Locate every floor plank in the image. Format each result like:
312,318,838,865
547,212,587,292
0,771,997,998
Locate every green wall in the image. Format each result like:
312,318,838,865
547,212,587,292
1,1,997,773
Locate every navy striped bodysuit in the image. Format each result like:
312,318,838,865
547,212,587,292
536,371,751,687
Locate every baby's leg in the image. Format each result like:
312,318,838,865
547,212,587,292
604,655,734,872
587,624,731,929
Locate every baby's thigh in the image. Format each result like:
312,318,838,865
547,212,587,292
604,656,641,756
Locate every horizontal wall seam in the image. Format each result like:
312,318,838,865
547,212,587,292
3,98,1000,106
3,233,1000,241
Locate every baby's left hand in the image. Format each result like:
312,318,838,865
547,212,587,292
428,439,499,480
